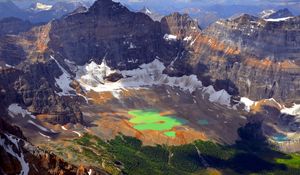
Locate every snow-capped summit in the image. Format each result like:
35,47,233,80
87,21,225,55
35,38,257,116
259,9,276,19
260,8,294,19
31,2,52,11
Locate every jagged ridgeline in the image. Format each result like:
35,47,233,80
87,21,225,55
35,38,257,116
0,0,300,174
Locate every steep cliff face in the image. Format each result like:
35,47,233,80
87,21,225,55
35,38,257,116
205,14,300,61
161,12,201,39
0,23,83,125
0,63,83,125
181,14,300,102
48,0,179,69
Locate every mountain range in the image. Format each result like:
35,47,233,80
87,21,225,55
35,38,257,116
0,0,300,174
0,0,90,23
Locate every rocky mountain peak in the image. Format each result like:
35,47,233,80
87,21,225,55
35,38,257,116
88,0,129,16
264,8,294,19
140,6,163,22
161,12,200,39
68,5,88,15
232,14,259,23
141,6,152,14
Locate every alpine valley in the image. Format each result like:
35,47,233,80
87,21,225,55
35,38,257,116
1,0,300,174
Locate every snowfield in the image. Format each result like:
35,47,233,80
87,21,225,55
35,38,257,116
58,56,300,114
8,104,36,119
75,59,234,107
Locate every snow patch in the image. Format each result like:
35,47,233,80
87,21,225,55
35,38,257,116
260,9,276,18
240,97,255,112
76,58,298,111
190,38,197,46
76,59,116,91
183,36,192,41
39,132,51,140
61,126,68,131
203,87,231,107
8,103,36,119
28,120,53,133
5,64,14,68
76,59,203,94
0,134,29,175
75,59,238,107
72,131,82,137
209,90,231,106
163,34,177,41
265,17,293,22
145,8,152,14
281,104,300,117
51,56,75,96
34,2,52,11
88,169,93,175
129,42,137,49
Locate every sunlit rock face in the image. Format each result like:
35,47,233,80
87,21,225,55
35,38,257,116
204,14,300,61
182,14,300,102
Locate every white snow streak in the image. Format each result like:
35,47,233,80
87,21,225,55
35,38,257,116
50,56,75,96
0,134,29,175
265,17,293,22
88,169,93,175
28,120,52,133
61,126,68,131
8,104,36,119
72,131,82,137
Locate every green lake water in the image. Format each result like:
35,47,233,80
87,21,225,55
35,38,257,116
128,109,186,137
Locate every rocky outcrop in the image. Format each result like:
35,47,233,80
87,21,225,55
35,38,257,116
161,12,201,39
0,118,107,175
0,21,83,125
0,61,83,125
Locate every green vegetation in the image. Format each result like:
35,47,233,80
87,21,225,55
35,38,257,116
276,153,300,169
128,109,186,137
46,133,300,175
164,131,176,137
